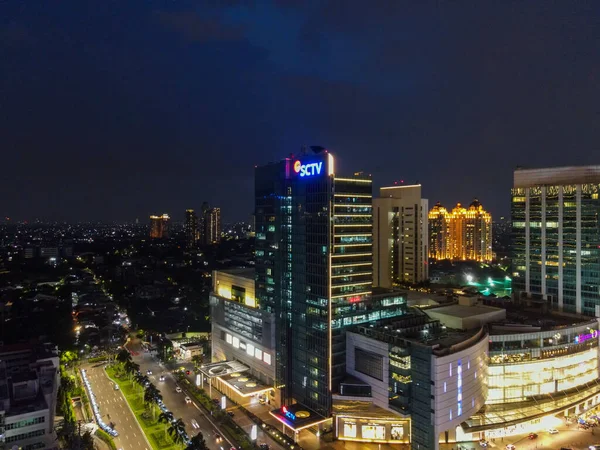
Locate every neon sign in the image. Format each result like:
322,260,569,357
575,329,598,344
282,406,296,421
293,160,323,177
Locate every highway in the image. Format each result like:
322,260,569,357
83,363,151,450
127,340,238,450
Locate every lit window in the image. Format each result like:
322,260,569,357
246,344,254,357
443,382,446,393
255,348,262,360
449,363,452,377
449,410,452,420
263,353,272,365
226,334,232,344
232,337,240,349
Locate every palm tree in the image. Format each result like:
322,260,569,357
134,374,149,395
158,411,174,439
168,418,186,446
124,360,139,381
116,348,132,365
186,432,208,450
144,384,162,419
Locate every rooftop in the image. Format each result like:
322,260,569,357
216,268,255,280
489,308,596,334
427,304,503,318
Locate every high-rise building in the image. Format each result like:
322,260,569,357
428,200,492,262
373,184,428,287
511,165,600,315
185,209,198,249
201,207,221,245
254,147,406,421
149,214,169,239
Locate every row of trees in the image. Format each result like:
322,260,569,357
115,349,208,449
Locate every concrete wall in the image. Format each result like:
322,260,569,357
345,332,390,410
431,330,489,437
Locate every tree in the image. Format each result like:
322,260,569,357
144,384,162,420
124,360,139,381
168,418,186,446
116,348,132,365
186,432,209,450
158,411,174,439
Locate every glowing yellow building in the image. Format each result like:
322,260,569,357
428,199,492,262
150,213,170,239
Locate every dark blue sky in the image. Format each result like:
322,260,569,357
2,1,599,223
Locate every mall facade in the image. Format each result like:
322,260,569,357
206,152,600,450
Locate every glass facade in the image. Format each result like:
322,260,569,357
488,323,599,403
255,151,406,418
511,181,600,315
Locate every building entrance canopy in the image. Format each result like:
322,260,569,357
199,360,249,378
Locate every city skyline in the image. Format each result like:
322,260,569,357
2,2,598,223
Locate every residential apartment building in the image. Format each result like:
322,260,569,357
373,184,428,287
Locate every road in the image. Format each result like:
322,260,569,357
83,363,151,450
127,340,238,450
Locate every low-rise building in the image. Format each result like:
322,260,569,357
0,343,59,450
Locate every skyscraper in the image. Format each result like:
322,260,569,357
185,209,198,249
149,214,169,239
373,184,428,287
511,165,600,315
255,147,390,418
201,207,221,245
428,200,492,262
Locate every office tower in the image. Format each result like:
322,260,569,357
512,165,600,315
255,147,377,418
149,213,170,238
373,184,428,287
428,200,492,262
429,202,450,260
185,209,198,249
201,207,221,245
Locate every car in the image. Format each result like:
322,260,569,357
528,433,538,440
146,370,152,375
191,419,199,429
159,375,165,382
114,384,120,390
215,434,223,443
185,396,192,404
175,386,182,393
548,428,559,434
227,411,235,417
186,370,191,375
212,398,220,405
479,440,489,447
259,444,270,450
506,445,516,450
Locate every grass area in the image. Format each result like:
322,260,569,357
95,429,117,450
105,365,182,450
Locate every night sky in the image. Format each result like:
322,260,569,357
2,1,599,223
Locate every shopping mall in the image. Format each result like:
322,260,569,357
206,268,600,450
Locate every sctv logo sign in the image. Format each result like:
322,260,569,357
293,160,323,177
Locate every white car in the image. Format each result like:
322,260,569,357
191,419,199,429
159,375,165,382
547,429,559,434
185,396,192,404
175,386,182,393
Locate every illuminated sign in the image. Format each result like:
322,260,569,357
282,406,296,421
293,160,323,177
575,329,598,344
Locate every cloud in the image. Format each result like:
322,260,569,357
155,10,246,42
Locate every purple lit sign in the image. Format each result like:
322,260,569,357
575,329,598,344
